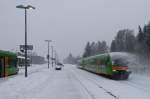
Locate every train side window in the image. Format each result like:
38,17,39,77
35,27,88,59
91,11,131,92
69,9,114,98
8,58,17,67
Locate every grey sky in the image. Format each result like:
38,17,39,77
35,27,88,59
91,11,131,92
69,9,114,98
0,0,150,60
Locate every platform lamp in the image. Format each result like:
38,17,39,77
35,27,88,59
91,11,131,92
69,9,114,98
16,5,35,77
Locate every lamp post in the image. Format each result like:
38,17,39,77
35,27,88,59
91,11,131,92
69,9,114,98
54,50,57,66
51,46,54,67
16,5,35,77
45,40,52,68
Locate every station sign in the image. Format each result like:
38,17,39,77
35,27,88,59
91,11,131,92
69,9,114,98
20,45,33,50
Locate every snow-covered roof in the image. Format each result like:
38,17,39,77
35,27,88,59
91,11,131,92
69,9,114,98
17,56,30,60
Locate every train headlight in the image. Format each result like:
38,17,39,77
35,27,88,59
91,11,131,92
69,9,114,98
113,70,116,72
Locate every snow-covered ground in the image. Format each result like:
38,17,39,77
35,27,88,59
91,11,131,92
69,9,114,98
0,64,150,99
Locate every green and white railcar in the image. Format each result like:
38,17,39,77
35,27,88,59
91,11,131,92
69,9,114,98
0,50,19,77
79,53,131,80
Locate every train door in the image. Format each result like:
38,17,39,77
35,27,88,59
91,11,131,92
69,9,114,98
5,57,9,77
0,59,2,77
96,59,100,73
0,58,4,77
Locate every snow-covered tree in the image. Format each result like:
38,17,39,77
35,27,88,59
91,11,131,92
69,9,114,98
83,42,92,57
110,29,135,52
83,41,108,57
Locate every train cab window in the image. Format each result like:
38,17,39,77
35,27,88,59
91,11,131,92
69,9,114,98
113,58,128,66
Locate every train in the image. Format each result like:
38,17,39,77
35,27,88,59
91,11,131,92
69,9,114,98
0,50,19,77
78,52,131,80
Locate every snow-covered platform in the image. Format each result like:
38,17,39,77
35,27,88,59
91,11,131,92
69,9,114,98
0,64,150,99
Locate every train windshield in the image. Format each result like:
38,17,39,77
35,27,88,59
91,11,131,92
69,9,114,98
112,58,128,66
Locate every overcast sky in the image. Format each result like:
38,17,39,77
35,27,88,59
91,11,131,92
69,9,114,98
0,0,150,60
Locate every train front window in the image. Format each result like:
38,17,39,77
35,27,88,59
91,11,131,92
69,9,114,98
112,58,128,66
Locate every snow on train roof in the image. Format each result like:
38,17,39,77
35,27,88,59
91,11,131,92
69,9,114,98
109,52,148,70
109,52,132,65
82,52,135,63
109,52,130,60
109,52,138,66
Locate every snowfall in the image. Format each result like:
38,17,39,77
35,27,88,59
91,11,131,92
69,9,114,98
0,63,150,99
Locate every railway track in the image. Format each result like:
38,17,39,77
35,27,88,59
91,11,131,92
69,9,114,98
88,79,119,99
69,69,120,99
119,80,150,93
73,66,150,99
68,71,97,99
